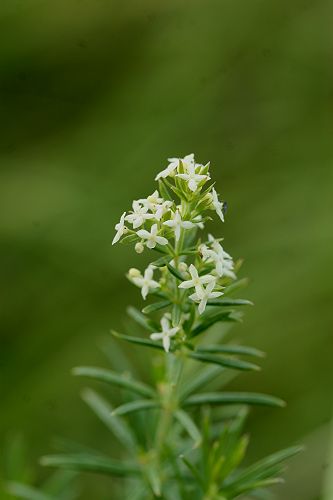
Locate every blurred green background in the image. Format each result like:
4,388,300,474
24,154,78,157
0,0,332,498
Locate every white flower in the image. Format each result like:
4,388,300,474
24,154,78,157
150,315,179,352
192,214,205,230
138,190,163,211
125,201,155,229
137,224,168,249
163,210,195,242
211,188,224,222
131,266,160,300
155,154,195,181
203,236,236,279
112,212,127,245
176,164,210,192
189,281,223,314
178,264,215,294
154,200,173,220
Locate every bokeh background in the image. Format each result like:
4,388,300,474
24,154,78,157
1,0,332,498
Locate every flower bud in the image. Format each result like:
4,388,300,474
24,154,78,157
178,262,188,273
135,242,144,254
128,268,141,278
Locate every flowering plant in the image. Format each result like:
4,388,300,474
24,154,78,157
36,154,301,500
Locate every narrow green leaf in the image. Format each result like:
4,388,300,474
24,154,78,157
207,299,253,307
41,453,140,477
112,399,159,417
223,278,249,296
224,445,303,489
142,300,171,315
180,456,205,489
174,410,202,446
172,303,182,327
196,345,265,358
158,180,173,201
72,366,156,398
188,352,260,372
6,483,52,500
81,389,136,451
151,255,172,267
167,263,185,281
190,312,238,338
120,234,138,245
184,392,286,408
145,463,162,497
223,477,284,497
111,330,164,351
179,365,223,401
127,306,157,332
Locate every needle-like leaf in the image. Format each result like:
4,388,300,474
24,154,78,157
111,399,159,417
184,392,286,408
188,352,260,372
111,330,164,351
40,453,140,477
72,366,156,398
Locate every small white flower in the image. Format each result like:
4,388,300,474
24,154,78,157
211,188,224,222
178,264,215,294
137,224,168,249
150,315,179,352
112,212,127,245
139,190,164,211
131,265,160,300
189,281,223,314
176,164,210,192
155,154,195,181
192,214,205,230
163,210,195,242
203,236,236,279
125,201,155,229
154,200,173,220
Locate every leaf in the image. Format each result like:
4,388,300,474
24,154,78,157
179,365,223,401
190,312,239,338
112,399,159,417
188,352,260,372
6,482,52,500
184,392,286,408
158,180,173,201
223,278,249,296
174,410,202,447
127,306,157,332
206,299,253,307
81,389,137,451
142,300,171,315
120,234,138,245
111,330,164,351
223,445,303,489
167,263,185,281
40,453,140,477
151,255,172,267
196,345,265,358
72,366,156,398
171,303,182,327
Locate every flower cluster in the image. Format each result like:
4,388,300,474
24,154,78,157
113,154,236,351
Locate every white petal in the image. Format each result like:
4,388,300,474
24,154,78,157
178,280,194,289
146,239,156,249
156,236,168,246
200,274,215,284
163,335,170,353
150,333,163,341
137,229,150,239
188,179,197,192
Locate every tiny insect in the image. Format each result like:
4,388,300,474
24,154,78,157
222,201,228,215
